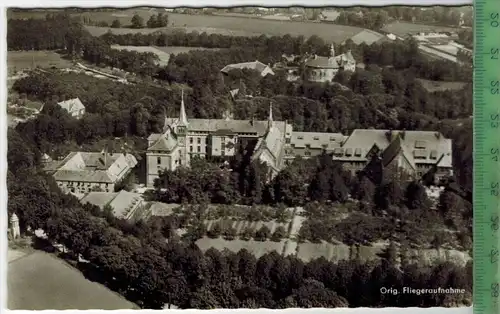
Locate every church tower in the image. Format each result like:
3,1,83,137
176,90,188,166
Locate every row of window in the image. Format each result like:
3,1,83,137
295,136,338,142
190,146,206,153
64,181,109,188
189,137,208,145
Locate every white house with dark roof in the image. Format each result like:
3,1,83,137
146,91,291,186
43,151,138,193
57,98,86,119
221,60,275,77
304,44,356,83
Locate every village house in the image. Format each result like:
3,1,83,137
43,151,138,194
57,97,86,119
79,190,146,221
146,91,291,186
304,44,356,83
221,60,275,77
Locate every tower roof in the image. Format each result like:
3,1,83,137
179,89,188,126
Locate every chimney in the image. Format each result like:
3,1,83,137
435,132,441,139
400,130,406,140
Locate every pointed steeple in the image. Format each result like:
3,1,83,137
179,89,188,126
268,102,273,129
329,43,335,58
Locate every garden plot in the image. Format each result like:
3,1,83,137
196,237,287,258
204,219,290,235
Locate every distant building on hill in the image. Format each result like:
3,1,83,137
221,60,275,77
43,151,138,193
304,44,356,83
57,98,85,119
80,190,146,221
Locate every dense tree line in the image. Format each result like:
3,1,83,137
8,128,472,308
7,13,80,50
334,10,389,30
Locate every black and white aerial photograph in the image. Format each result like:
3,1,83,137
6,4,473,310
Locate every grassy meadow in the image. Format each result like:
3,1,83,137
7,51,72,73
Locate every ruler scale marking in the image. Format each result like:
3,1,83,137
474,1,500,314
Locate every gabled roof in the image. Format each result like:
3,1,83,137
163,117,287,137
80,190,143,219
291,132,345,150
57,98,85,113
147,132,178,152
44,152,137,183
333,129,452,168
220,60,275,76
381,135,416,170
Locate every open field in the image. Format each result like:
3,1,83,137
7,51,72,72
92,13,363,42
417,79,468,92
381,21,459,37
9,9,364,43
8,250,138,310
